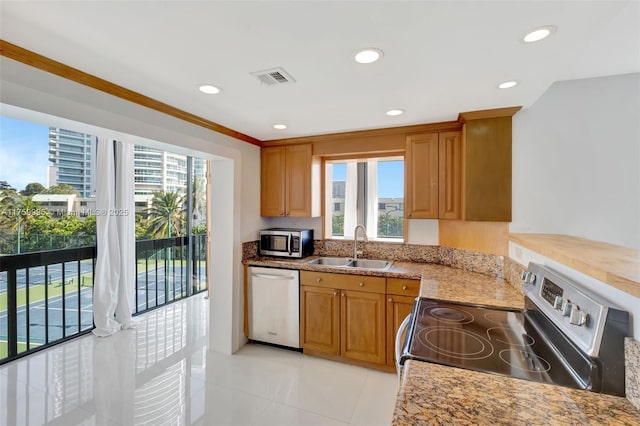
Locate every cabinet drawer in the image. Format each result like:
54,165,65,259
386,278,420,297
301,271,385,294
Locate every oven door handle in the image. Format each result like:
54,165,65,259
395,314,412,378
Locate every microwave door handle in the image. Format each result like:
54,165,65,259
288,234,293,255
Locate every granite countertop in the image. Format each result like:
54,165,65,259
393,360,640,426
244,257,524,309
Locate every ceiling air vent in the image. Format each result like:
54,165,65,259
251,67,296,86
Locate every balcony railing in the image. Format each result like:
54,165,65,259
0,234,207,365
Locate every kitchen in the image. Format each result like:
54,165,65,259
1,1,639,425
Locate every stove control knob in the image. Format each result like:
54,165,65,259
553,296,563,310
561,299,572,316
521,271,528,281
527,273,537,285
569,307,589,326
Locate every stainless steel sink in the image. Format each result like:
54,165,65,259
304,257,351,266
304,257,392,270
346,259,392,270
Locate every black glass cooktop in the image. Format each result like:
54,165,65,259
401,298,597,390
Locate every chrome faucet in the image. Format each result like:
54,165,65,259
353,224,368,259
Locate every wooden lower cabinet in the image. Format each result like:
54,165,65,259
386,278,420,367
386,294,416,367
300,285,386,365
299,272,420,369
341,290,386,364
300,285,340,355
300,271,387,366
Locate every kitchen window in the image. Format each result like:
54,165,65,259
325,157,404,240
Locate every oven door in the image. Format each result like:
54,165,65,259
395,314,412,383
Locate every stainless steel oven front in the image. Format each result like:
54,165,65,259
397,262,630,396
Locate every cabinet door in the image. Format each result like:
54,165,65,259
340,290,386,365
405,133,439,219
438,131,462,219
300,285,340,355
386,294,416,367
463,117,512,221
261,146,286,216
285,144,312,217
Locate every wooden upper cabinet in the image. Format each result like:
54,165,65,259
462,116,513,221
285,144,312,217
405,133,439,219
261,144,320,217
405,115,513,223
406,131,462,220
260,146,286,216
438,131,462,219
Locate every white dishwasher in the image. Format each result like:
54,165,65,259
247,266,300,349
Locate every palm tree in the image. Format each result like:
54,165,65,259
0,193,44,253
191,176,206,229
145,191,185,238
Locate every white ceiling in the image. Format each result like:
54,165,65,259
1,1,639,142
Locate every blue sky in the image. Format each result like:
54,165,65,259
0,116,49,191
332,161,404,198
0,115,405,198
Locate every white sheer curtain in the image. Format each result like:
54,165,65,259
343,161,358,238
366,159,379,239
93,138,136,337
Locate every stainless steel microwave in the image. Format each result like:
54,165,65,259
259,228,314,258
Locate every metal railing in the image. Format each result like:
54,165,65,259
0,234,207,364
134,234,208,313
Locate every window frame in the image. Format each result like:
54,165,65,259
322,153,405,242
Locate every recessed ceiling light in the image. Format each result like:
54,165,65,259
198,84,221,94
386,109,405,116
354,48,383,64
498,81,518,89
273,124,287,130
523,26,556,43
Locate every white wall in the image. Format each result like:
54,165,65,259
0,57,267,354
511,73,640,249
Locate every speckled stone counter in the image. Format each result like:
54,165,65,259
244,257,524,310
393,360,640,426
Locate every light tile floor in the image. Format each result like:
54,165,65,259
0,294,398,425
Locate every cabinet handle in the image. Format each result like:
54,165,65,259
408,213,412,218
359,282,364,287
317,277,322,282
333,291,338,296
341,292,346,297
388,298,393,302
402,285,407,290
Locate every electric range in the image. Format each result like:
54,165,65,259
398,262,630,396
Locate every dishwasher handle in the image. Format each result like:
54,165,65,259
395,314,412,380
251,273,296,280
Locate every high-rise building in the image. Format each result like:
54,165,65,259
48,128,96,197
133,146,206,195
48,128,207,198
